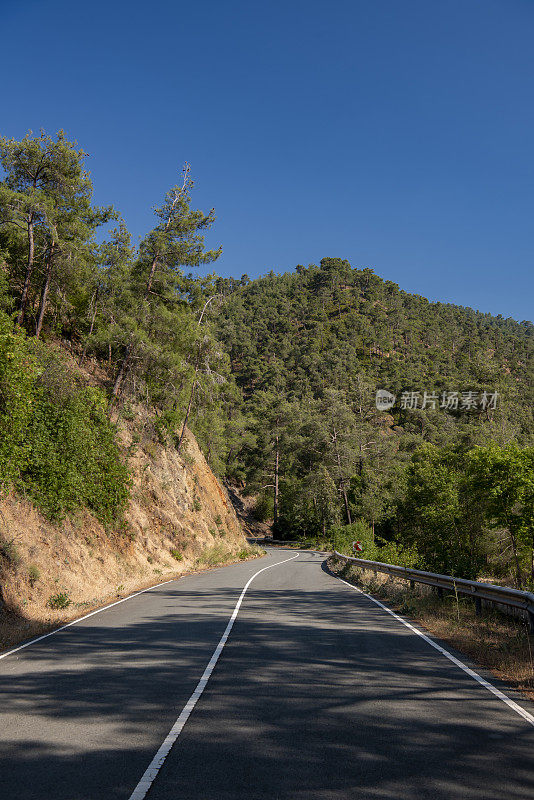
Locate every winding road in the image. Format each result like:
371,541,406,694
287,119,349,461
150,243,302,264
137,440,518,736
0,548,533,799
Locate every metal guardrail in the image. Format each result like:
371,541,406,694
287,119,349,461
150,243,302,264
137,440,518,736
333,551,534,632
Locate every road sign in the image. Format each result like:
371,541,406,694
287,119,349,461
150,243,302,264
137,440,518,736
352,541,363,552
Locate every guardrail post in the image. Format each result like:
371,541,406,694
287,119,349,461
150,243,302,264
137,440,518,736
528,610,534,635
436,587,444,599
409,580,415,590
475,597,482,616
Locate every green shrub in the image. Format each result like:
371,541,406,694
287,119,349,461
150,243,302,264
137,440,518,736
0,317,130,527
193,497,202,511
127,432,140,456
0,314,35,487
48,591,71,609
120,404,135,421
28,564,41,585
252,495,272,522
170,549,183,561
19,384,130,525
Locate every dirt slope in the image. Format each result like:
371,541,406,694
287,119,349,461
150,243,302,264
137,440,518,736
0,422,254,651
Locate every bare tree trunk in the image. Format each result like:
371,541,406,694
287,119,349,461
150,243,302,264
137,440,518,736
509,527,524,588
332,424,351,524
198,294,222,324
341,484,351,525
79,289,98,365
111,342,133,401
273,435,279,527
35,242,56,339
144,255,159,300
17,214,35,326
177,373,197,454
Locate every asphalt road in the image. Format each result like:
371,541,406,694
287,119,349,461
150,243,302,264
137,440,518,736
0,549,533,799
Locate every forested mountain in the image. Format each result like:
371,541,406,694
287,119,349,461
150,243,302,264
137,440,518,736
212,259,533,584
215,259,532,415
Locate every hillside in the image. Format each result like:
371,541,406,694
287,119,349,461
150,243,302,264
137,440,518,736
212,259,533,585
215,259,532,414
0,398,253,652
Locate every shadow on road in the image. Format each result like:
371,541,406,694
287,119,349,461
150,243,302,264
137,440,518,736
0,557,532,799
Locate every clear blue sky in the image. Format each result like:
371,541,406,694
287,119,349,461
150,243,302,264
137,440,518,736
2,0,533,321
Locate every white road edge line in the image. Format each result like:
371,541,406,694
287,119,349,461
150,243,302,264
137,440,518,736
0,579,177,661
337,576,534,728
128,552,300,800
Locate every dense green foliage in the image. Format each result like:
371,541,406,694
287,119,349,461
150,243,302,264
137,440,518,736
0,311,129,523
329,520,419,567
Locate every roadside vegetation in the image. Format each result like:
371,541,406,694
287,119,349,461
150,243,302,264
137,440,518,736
0,312,129,524
320,443,534,588
196,543,263,569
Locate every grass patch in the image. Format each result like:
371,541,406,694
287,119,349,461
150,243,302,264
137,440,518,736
197,543,231,567
0,536,22,567
237,546,263,560
28,564,41,585
195,543,264,570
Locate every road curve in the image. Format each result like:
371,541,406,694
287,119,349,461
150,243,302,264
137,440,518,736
0,549,533,799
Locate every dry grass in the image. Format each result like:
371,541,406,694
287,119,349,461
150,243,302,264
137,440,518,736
328,556,534,701
196,543,264,568
0,543,264,654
